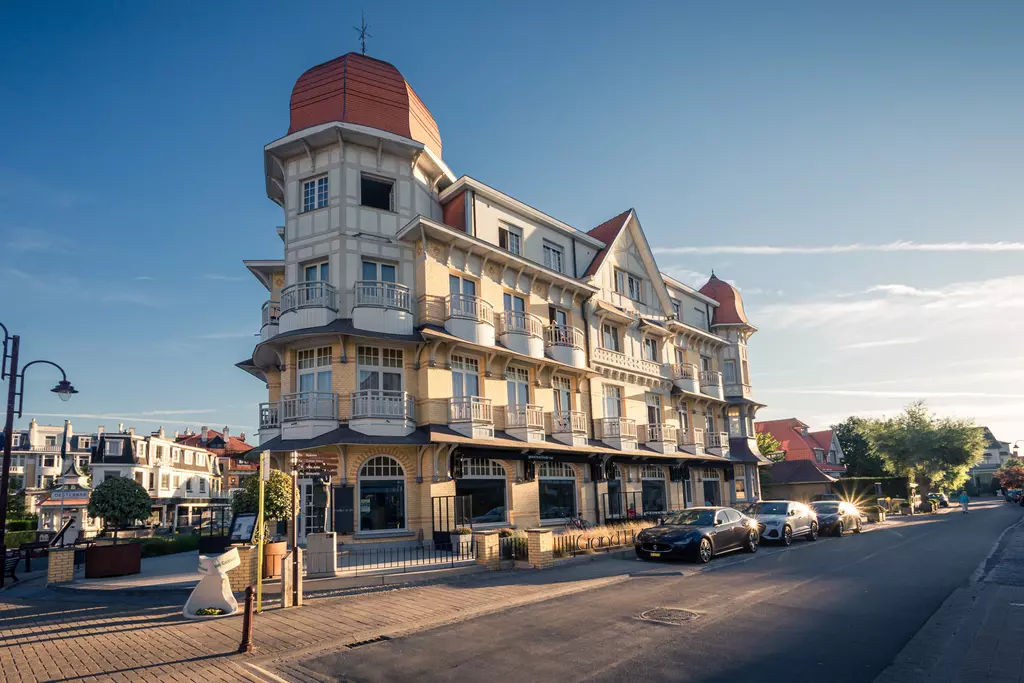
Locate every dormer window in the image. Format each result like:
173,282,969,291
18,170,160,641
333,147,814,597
543,241,564,273
105,440,123,457
615,269,644,303
498,225,522,255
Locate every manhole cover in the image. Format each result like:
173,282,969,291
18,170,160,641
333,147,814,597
637,607,701,625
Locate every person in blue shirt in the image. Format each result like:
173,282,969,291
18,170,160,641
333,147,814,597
959,490,970,514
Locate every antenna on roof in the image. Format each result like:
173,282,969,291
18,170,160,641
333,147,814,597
354,9,372,56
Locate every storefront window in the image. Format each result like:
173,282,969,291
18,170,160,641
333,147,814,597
538,461,576,520
358,456,405,532
640,465,667,513
455,458,507,524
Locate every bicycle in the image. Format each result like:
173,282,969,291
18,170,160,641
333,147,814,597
563,516,593,531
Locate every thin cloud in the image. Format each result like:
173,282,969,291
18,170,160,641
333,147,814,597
139,409,218,416
863,284,944,298
30,412,252,430
133,276,155,281
839,337,922,350
653,240,1024,256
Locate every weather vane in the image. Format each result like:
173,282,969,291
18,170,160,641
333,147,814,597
354,9,371,56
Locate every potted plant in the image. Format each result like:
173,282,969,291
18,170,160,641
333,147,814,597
449,527,473,553
85,478,152,578
864,505,886,523
231,470,296,578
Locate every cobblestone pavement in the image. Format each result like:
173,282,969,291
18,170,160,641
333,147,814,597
874,503,1024,683
0,560,629,682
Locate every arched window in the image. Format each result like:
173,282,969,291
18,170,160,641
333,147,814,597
538,461,576,520
641,464,667,513
456,458,507,524
358,456,406,532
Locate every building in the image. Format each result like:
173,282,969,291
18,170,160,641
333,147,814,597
176,426,254,498
4,419,93,514
89,425,224,528
971,427,1016,490
755,418,845,475
237,52,770,545
761,460,838,503
38,452,102,540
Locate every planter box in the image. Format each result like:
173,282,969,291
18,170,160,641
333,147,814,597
85,543,142,578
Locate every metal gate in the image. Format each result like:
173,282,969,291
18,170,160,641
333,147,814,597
431,495,473,550
198,505,233,555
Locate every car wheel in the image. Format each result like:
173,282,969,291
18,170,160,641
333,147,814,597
835,521,844,537
782,525,793,546
807,521,818,541
695,537,713,564
745,530,759,553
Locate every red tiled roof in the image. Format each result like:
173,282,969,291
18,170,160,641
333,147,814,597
176,430,251,456
808,430,834,451
698,274,748,325
582,209,633,278
288,52,442,158
756,419,844,472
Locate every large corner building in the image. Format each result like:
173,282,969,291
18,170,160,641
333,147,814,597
238,52,770,544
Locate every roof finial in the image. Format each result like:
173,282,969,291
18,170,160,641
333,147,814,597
710,269,716,278
354,9,372,56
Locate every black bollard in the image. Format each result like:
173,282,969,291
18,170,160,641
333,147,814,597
238,585,255,653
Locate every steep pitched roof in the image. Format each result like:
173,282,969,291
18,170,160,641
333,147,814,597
756,419,844,472
176,430,251,456
698,274,749,325
582,209,633,278
808,430,834,451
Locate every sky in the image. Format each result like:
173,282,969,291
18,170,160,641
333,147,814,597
1,1,1022,444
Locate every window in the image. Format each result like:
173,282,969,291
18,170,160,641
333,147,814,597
602,324,621,352
172,449,180,463
538,462,576,520
549,307,568,327
552,376,572,414
645,393,663,426
302,176,329,212
297,346,333,394
10,434,19,448
199,478,206,493
456,459,507,524
727,407,742,437
735,464,746,498
196,452,205,467
186,477,193,492
679,401,689,431
105,440,123,457
705,412,715,434
700,355,712,373
156,445,164,460
642,337,658,362
304,261,329,284
723,360,737,385
357,346,404,392
506,366,530,407
684,479,693,506
42,454,55,468
184,451,193,466
615,270,644,303
448,274,478,317
829,448,837,464
498,225,522,255
360,173,395,211
161,473,170,490
148,473,155,491
503,292,525,312
45,435,57,447
358,456,406,531
451,355,480,398
814,449,824,463
361,260,397,283
79,437,90,449
694,307,707,330
640,465,666,513
543,240,564,273
134,471,144,486
603,385,622,418
173,475,180,489
671,299,681,319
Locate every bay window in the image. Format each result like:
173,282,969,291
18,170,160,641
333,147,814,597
357,346,404,392
297,346,333,394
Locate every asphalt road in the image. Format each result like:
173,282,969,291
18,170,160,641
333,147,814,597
301,499,1023,683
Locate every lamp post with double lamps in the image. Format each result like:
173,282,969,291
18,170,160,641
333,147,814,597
1,321,78,587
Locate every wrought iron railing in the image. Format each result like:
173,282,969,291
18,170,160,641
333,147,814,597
449,396,493,423
280,282,338,314
553,410,588,434
338,541,476,576
354,280,411,311
444,293,493,323
499,310,544,338
350,390,414,421
544,324,585,349
279,392,338,422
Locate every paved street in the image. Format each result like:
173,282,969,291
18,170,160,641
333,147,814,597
297,500,1022,683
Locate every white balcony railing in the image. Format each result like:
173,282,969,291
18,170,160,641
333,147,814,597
262,300,280,327
505,404,544,429
354,281,411,311
280,282,338,314
646,423,677,443
706,431,729,448
592,347,664,376
700,370,723,388
545,324,585,350
279,392,338,422
724,382,752,398
692,427,705,445
259,403,280,430
350,390,415,421
599,416,637,439
449,396,493,424
28,445,61,453
553,410,588,434
499,310,544,338
671,363,698,381
445,294,494,324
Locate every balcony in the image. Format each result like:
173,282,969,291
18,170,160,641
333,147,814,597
724,382,752,399
349,389,416,437
449,396,494,439
645,423,678,454
498,311,545,358
544,325,586,367
593,347,665,378
258,402,280,441
278,392,339,440
706,431,730,455
352,281,413,335
444,294,495,346
505,404,545,443
260,300,280,341
678,427,706,455
671,363,699,394
598,416,637,451
552,409,588,447
700,370,724,400
279,282,338,334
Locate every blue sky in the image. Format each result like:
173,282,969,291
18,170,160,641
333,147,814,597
2,1,1022,443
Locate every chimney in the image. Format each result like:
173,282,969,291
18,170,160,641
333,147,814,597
118,423,124,433
97,425,105,437
158,426,165,440
128,427,135,435
223,426,230,440
201,426,209,444
240,431,246,443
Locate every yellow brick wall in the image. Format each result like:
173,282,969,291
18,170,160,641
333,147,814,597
46,548,76,584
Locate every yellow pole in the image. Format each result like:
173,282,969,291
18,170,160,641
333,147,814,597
256,464,266,613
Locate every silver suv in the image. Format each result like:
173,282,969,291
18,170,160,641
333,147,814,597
744,501,818,546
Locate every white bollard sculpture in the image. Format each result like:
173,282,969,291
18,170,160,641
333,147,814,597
183,547,241,619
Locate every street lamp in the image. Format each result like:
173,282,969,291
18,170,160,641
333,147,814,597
1,321,78,587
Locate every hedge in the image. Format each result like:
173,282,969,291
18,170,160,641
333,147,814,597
5,530,37,548
834,477,912,500
138,534,200,558
6,519,37,532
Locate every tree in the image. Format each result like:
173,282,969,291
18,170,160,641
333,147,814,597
232,469,296,522
866,402,985,497
88,477,152,544
995,459,1024,491
832,416,889,477
756,432,786,463
6,489,26,521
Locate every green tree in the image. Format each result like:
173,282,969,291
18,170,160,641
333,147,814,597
756,432,785,463
6,489,26,521
832,416,889,477
232,469,296,522
88,477,152,544
867,402,985,497
995,459,1024,491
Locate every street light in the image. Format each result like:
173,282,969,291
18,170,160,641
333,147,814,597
1,321,78,587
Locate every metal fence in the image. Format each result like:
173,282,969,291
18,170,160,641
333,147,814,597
499,535,528,561
552,526,647,559
338,541,476,576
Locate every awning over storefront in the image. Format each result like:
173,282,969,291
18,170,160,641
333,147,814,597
728,436,771,464
243,427,432,460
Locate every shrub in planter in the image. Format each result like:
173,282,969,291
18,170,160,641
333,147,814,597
88,478,153,545
231,470,297,578
450,528,473,552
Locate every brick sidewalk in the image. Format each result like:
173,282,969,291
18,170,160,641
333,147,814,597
874,511,1024,683
0,562,629,682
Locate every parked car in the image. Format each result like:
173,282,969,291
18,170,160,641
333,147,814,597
1006,490,1021,503
927,493,950,508
746,501,819,545
634,507,759,564
810,501,862,536
811,493,841,502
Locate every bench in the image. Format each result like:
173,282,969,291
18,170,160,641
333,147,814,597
3,553,18,583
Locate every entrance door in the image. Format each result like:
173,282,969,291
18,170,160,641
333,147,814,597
703,479,719,506
300,479,326,543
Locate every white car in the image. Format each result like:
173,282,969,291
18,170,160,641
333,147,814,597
745,501,818,546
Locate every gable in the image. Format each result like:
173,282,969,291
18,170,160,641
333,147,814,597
588,211,674,316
